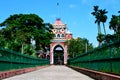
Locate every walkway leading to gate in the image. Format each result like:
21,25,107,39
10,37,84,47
3,65,94,80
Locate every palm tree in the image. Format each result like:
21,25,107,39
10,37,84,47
91,6,101,34
99,9,108,35
91,6,102,45
92,6,108,45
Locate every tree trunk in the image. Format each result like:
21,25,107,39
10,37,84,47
21,43,24,54
98,23,101,46
103,22,106,35
72,53,74,58
98,23,101,34
85,43,87,52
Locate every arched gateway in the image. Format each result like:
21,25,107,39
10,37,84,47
50,18,72,65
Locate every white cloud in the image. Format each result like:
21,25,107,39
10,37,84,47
50,14,57,18
81,0,87,4
69,4,76,8
81,0,94,6
73,21,77,25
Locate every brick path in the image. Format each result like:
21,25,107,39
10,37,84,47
3,65,94,80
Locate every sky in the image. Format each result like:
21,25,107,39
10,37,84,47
0,0,120,47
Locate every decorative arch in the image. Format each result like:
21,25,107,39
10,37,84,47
53,44,64,65
50,43,67,65
53,45,64,51
51,43,65,52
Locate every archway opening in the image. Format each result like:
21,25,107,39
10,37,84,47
53,45,64,65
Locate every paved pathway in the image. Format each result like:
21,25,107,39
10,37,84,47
4,65,94,80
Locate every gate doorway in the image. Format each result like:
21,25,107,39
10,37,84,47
53,45,64,65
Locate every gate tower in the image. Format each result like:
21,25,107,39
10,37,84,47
50,18,72,65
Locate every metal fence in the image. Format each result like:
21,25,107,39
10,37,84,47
68,40,120,75
0,47,49,71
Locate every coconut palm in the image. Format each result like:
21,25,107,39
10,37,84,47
92,6,108,45
99,9,108,35
91,6,102,45
91,6,101,34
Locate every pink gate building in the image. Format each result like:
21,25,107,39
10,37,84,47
50,18,72,65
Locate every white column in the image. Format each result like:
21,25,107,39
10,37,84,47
64,52,67,64
50,51,54,64
64,45,68,64
52,51,54,64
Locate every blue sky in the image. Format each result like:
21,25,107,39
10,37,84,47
0,0,120,47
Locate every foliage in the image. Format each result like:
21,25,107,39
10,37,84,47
0,14,53,57
106,11,120,43
65,37,93,58
109,15,120,35
91,6,120,45
104,34,116,44
97,33,105,44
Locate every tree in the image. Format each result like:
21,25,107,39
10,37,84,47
91,6,108,45
91,5,101,34
0,14,53,56
65,39,75,58
109,15,120,35
104,34,116,44
97,33,105,44
99,9,108,35
65,37,93,58
83,38,89,52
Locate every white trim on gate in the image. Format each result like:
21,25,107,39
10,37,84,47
51,43,64,64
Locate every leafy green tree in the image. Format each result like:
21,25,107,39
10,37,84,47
97,33,105,44
0,14,53,56
65,37,93,58
104,34,116,44
109,15,120,34
109,11,120,41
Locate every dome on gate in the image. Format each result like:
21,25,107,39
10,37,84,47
54,18,63,25
66,30,72,34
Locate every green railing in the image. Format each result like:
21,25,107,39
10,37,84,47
68,40,120,75
0,47,49,71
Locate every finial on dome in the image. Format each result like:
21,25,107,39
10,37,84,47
56,18,61,21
